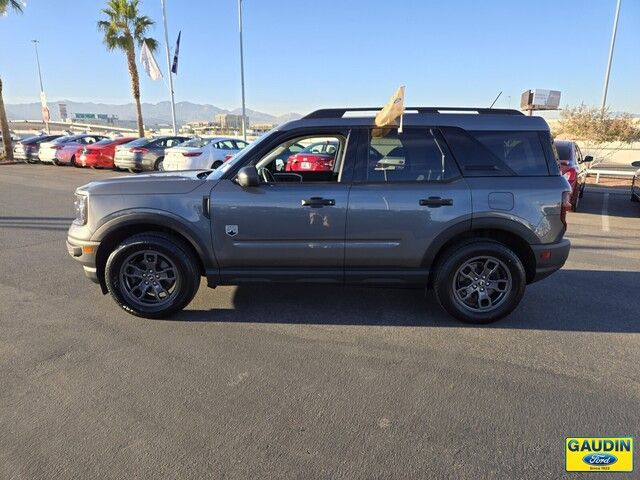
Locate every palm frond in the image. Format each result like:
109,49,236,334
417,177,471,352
0,0,24,15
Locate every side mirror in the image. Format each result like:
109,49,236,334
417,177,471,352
583,155,593,164
236,165,260,187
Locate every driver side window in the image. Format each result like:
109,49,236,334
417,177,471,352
256,135,346,183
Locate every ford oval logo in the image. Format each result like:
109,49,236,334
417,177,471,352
582,453,617,466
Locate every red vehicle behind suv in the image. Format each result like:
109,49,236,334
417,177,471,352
285,140,338,172
555,140,591,211
77,137,138,169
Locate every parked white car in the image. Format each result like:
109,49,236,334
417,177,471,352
162,137,249,171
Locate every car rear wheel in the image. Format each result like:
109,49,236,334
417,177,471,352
154,157,165,171
433,240,526,324
70,155,79,167
211,160,223,169
105,233,200,318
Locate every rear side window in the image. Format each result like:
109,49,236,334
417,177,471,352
365,128,459,183
442,128,549,176
470,131,549,175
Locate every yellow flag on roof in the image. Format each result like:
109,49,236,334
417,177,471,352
375,86,405,128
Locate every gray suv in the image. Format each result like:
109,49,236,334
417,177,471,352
67,107,571,323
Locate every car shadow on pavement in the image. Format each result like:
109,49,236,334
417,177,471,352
175,269,639,333
0,216,74,231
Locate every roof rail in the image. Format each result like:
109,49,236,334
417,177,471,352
304,107,524,119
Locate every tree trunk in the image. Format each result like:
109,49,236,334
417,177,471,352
0,76,15,162
126,46,145,138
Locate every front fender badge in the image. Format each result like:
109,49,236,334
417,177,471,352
225,225,238,237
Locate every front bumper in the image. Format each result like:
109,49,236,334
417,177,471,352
530,239,571,283
66,234,101,285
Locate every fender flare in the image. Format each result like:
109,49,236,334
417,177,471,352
422,216,538,267
91,209,217,271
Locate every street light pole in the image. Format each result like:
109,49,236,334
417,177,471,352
31,39,50,134
160,0,178,135
601,0,622,114
237,0,247,141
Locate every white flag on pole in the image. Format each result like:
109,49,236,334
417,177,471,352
140,41,163,81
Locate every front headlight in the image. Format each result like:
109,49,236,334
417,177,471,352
73,193,88,225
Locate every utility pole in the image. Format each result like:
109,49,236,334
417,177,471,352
238,0,247,141
160,0,178,134
601,0,622,115
31,39,50,134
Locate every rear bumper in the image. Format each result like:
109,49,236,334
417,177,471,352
530,239,571,283
114,153,151,170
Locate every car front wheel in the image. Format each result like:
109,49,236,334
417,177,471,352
433,240,526,324
104,233,200,318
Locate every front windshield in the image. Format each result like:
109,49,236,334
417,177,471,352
208,130,275,179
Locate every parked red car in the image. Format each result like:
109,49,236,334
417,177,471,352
285,140,338,172
555,140,592,211
77,137,138,169
54,134,108,166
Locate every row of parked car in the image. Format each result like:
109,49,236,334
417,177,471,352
13,133,251,172
12,132,356,175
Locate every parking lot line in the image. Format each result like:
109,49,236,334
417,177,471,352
601,193,610,232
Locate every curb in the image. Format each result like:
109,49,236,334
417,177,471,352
0,161,27,166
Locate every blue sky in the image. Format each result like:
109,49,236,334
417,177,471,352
0,0,638,115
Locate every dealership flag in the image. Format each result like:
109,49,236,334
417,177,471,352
140,41,163,81
375,85,405,132
171,31,181,74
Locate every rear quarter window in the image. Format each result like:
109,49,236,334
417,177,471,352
470,130,549,175
442,128,549,176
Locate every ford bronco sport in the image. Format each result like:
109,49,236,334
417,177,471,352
67,107,571,323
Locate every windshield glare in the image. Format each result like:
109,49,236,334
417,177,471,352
182,138,212,148
125,138,151,147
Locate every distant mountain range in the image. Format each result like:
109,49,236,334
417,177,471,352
5,100,302,127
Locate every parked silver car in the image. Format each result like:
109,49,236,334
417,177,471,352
113,136,190,172
67,107,571,323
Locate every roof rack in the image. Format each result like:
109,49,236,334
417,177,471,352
304,107,524,119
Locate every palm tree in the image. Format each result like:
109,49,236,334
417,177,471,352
98,0,157,137
0,0,24,162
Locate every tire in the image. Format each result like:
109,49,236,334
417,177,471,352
433,240,526,324
154,157,165,171
104,233,200,318
70,155,78,167
572,191,580,212
211,160,223,169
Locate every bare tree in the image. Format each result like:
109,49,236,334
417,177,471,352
554,104,640,165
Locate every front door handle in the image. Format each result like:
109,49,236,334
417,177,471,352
301,197,336,207
419,197,453,207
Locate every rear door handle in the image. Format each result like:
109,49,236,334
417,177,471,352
419,197,453,207
301,197,336,207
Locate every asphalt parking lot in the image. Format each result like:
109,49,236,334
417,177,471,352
1,164,639,479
